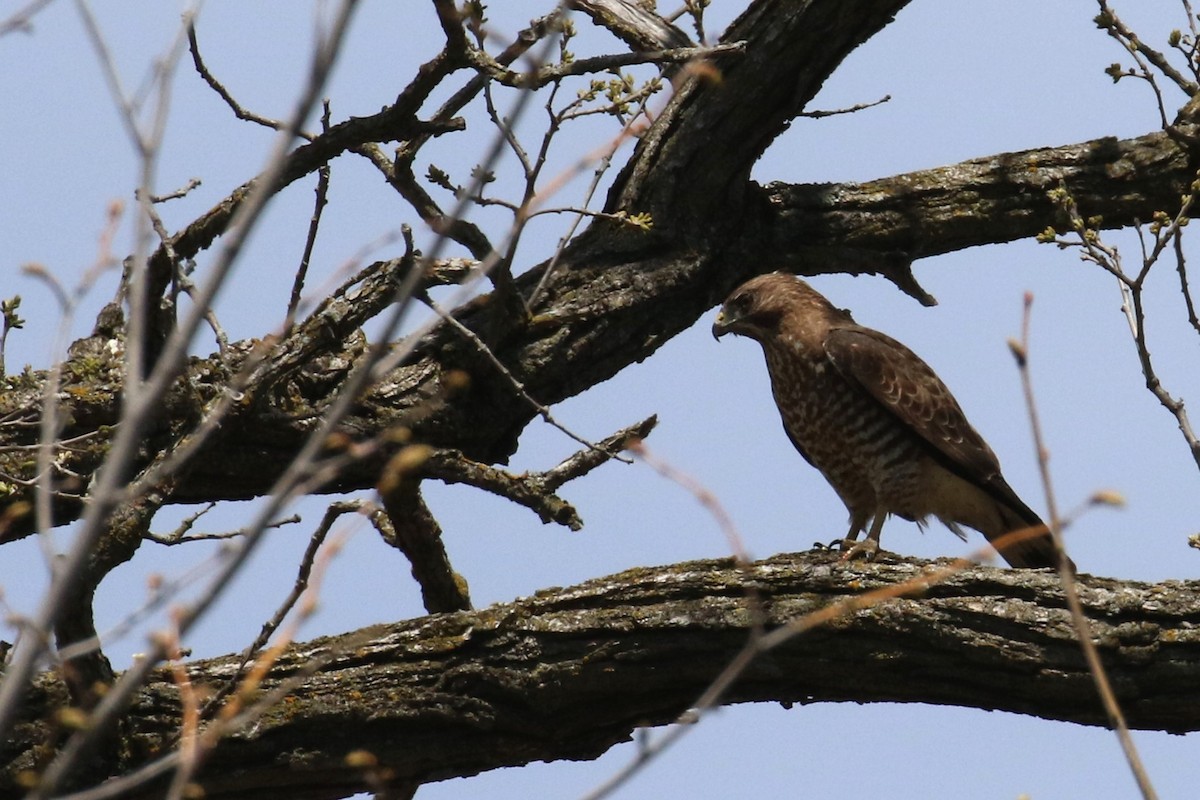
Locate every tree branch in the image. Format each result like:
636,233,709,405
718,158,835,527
605,0,911,230
1,125,1196,537
6,553,1198,799
756,128,1196,269
570,0,694,52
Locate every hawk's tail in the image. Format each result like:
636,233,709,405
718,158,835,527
990,502,1075,572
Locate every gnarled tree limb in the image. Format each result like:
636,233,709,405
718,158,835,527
2,124,1193,541
4,552,1197,799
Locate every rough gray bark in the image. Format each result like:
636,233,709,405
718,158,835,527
4,552,1198,799
758,130,1193,292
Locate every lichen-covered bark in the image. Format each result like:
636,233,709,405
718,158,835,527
5,553,1198,799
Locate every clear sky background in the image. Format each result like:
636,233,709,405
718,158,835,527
2,1,1198,797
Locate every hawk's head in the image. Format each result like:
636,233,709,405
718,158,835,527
712,272,842,343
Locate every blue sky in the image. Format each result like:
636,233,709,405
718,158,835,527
2,1,1198,797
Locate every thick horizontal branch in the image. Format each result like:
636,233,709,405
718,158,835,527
755,128,1196,267
7,553,1199,799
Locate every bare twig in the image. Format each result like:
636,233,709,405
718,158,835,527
187,21,300,135
287,102,334,323
14,7,571,789
1173,232,1200,333
22,200,124,563
141,178,202,204
465,41,744,89
1096,1,1199,98
1012,293,1158,800
1040,184,1200,469
145,509,301,545
424,294,631,461
800,93,891,118
197,501,365,723
422,448,585,531
526,70,662,308
158,621,202,800
627,440,751,564
0,0,58,36
361,12,568,260
8,1,365,787
537,414,657,491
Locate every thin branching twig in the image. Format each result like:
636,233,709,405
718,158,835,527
423,294,631,461
187,21,301,135
1011,293,1158,800
8,1,363,788
1040,184,1200,468
287,101,334,324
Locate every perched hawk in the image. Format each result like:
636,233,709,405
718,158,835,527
712,272,1069,570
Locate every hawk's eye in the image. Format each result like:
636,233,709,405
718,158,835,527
728,292,752,316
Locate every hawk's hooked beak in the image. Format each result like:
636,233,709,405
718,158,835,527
712,308,733,341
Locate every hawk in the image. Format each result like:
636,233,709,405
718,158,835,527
712,272,1070,570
